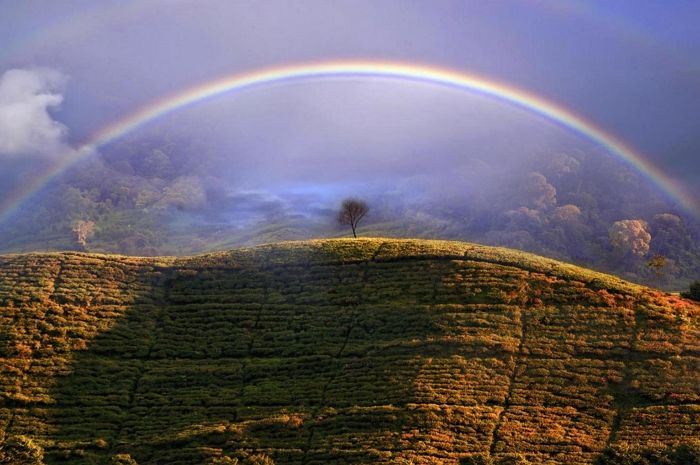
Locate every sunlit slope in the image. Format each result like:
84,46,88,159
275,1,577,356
0,238,698,465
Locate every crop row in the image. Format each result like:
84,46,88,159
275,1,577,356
0,241,698,465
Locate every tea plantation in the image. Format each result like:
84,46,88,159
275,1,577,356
0,238,698,465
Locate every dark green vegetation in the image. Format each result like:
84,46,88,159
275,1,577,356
682,280,700,302
0,238,698,465
596,443,700,465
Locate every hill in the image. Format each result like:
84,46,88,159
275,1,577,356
0,238,698,465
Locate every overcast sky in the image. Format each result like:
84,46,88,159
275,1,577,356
0,0,698,215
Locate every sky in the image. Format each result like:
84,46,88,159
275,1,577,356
0,0,698,223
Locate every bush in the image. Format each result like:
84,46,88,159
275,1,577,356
460,456,494,465
0,436,44,465
460,455,530,465
681,280,700,301
498,454,531,465
111,454,139,465
672,443,700,464
596,442,700,465
244,454,274,465
209,457,239,465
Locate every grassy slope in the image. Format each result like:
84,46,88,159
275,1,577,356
0,238,698,465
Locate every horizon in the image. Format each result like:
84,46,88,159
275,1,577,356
0,1,698,290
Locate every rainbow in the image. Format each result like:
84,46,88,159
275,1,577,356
1,60,697,221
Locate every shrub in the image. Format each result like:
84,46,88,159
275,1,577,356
671,442,700,464
681,280,700,301
460,455,494,465
244,454,274,465
596,442,700,465
209,457,239,465
111,454,139,465
498,454,531,465
0,436,44,465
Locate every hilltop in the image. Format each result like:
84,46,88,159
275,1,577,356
0,238,698,465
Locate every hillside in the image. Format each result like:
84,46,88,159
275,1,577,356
0,238,698,465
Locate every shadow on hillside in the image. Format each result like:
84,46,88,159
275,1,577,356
45,249,521,465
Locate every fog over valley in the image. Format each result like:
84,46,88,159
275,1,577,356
0,1,699,290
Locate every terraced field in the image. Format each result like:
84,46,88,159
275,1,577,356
0,238,698,465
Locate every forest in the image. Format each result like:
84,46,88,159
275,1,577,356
1,134,697,291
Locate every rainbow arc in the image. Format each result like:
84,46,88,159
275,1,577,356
1,60,696,221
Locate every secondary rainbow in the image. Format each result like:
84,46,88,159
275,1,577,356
1,60,697,221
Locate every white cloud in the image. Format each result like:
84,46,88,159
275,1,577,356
0,68,68,157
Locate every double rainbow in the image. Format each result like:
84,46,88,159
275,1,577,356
1,60,696,221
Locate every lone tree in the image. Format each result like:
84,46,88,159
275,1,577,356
338,198,368,238
647,254,668,280
72,220,95,250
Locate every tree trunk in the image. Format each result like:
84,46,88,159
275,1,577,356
351,224,357,238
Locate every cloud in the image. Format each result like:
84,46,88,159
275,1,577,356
0,68,68,157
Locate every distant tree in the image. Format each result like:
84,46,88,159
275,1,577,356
682,280,700,302
608,219,651,258
157,176,207,211
505,207,543,232
543,152,580,180
338,198,369,238
142,149,172,178
72,220,96,249
547,204,590,259
519,172,557,210
650,213,691,255
551,204,582,224
646,254,667,278
59,186,97,222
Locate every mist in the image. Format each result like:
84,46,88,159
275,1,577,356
0,1,698,288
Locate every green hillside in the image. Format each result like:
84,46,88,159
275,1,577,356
0,238,698,465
